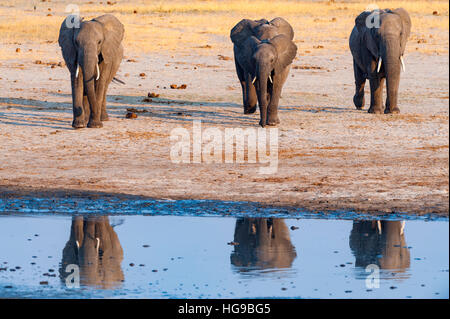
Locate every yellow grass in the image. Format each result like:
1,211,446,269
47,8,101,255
0,1,448,55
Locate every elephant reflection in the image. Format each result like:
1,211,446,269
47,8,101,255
59,216,124,288
349,220,410,274
230,218,296,271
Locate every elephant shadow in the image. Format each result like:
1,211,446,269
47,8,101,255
106,94,258,126
0,97,73,130
0,94,259,128
59,216,124,289
230,218,297,274
349,220,411,279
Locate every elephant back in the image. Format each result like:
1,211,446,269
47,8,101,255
269,17,294,40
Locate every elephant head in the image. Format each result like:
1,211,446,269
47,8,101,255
59,216,124,288
355,8,411,113
349,220,410,279
58,14,124,128
230,218,297,272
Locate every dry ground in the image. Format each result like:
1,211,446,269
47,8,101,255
0,1,448,215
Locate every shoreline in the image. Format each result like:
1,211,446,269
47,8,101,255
0,185,448,217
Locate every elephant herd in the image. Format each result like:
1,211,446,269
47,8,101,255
58,8,411,128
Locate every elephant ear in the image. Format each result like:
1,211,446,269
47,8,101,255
356,10,379,58
58,15,80,73
93,14,124,65
230,19,267,46
363,27,379,58
269,17,294,40
270,34,297,71
392,8,411,55
355,11,372,33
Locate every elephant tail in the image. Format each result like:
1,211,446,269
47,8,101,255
112,77,125,85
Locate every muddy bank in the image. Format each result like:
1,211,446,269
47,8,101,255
0,186,447,218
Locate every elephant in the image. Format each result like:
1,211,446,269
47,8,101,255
231,18,297,127
59,216,124,288
349,220,410,278
230,218,297,272
58,14,124,128
349,8,411,114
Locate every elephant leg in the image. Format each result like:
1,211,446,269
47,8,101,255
266,77,283,126
384,82,400,114
368,76,384,114
101,90,108,121
245,75,257,114
83,95,91,124
234,54,248,113
353,60,366,110
101,54,121,121
71,72,86,129
92,64,109,125
267,68,290,125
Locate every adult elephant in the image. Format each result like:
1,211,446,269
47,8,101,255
58,14,124,128
349,8,411,114
231,18,297,127
59,216,124,288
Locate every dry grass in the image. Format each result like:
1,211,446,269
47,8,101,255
0,1,448,56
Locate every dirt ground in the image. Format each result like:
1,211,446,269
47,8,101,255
0,1,448,215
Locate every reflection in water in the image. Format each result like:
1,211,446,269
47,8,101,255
59,216,124,289
230,218,297,273
349,221,410,278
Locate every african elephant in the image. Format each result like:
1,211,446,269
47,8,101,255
349,220,410,277
59,216,124,288
349,8,411,114
231,18,297,127
230,218,297,272
58,14,124,128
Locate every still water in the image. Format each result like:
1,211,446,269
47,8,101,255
0,208,447,299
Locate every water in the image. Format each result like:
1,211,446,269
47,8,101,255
0,200,447,299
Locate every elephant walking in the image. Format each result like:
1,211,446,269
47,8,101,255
58,14,124,128
349,8,411,114
231,18,297,127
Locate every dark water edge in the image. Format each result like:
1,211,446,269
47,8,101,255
0,195,448,221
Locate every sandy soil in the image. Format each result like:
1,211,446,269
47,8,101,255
0,3,448,216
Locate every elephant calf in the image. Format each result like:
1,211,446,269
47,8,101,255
58,14,124,128
231,18,297,127
349,8,411,114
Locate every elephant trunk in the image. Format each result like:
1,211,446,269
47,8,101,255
382,37,401,113
79,47,101,126
256,66,271,127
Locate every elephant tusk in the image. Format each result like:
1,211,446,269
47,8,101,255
252,76,257,84
269,75,273,83
377,57,382,73
400,221,405,235
377,220,382,235
75,240,80,250
96,64,100,81
75,65,79,78
400,56,405,72
95,237,100,254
